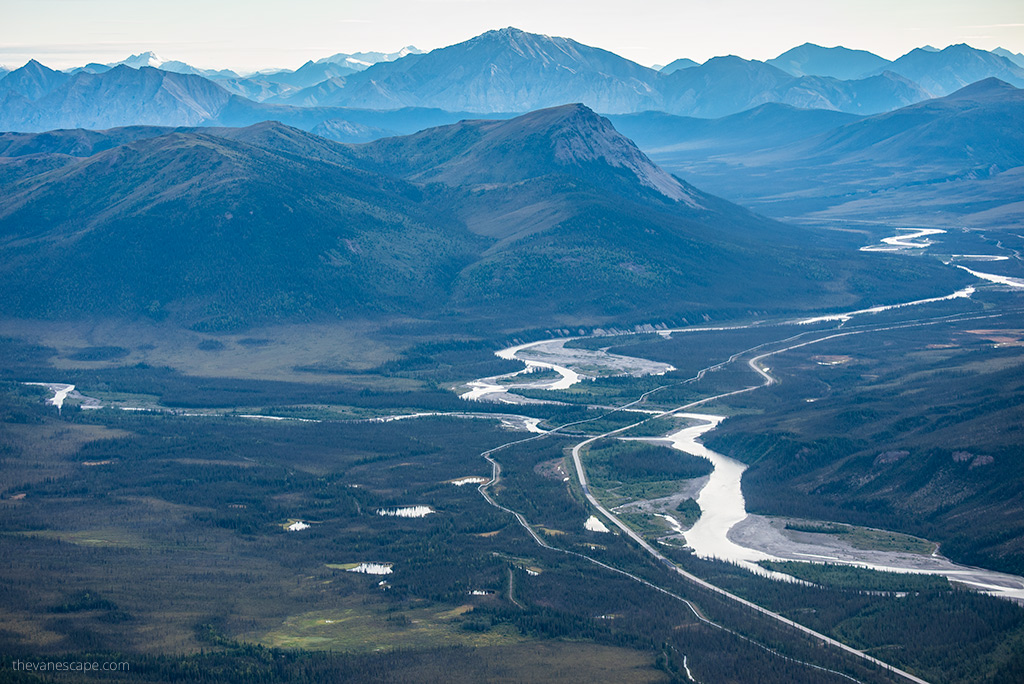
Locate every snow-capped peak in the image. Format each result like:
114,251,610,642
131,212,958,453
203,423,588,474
115,51,165,69
317,46,423,68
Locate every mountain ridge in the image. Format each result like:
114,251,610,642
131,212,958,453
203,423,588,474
767,43,892,79
2,30,1023,133
637,78,1024,225
359,104,697,204
872,43,1024,96
0,107,959,329
0,66,232,131
283,27,664,114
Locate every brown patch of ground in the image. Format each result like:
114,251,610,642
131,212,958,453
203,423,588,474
534,457,569,480
967,329,1024,347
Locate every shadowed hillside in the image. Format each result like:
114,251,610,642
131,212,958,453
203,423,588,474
0,107,964,330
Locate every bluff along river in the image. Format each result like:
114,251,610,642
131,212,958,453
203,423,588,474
461,291,1024,603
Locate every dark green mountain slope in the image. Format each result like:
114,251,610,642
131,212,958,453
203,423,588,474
0,125,176,157
350,104,956,321
0,123,483,329
0,109,961,329
704,314,1024,576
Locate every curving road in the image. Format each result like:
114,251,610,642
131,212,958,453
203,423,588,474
561,325,950,684
475,418,871,684
472,321,967,683
478,312,1016,684
567,389,929,684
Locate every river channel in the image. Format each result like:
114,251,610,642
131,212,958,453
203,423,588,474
467,309,1024,602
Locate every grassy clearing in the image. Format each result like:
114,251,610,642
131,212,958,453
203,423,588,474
616,512,673,539
782,518,936,556
0,421,129,485
593,480,699,510
259,598,526,652
0,319,406,383
758,561,951,592
581,439,711,512
85,390,163,407
843,527,936,555
447,640,669,682
4,528,156,549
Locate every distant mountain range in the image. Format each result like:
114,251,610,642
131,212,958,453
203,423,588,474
283,28,664,113
68,51,243,80
2,29,1023,133
0,27,1019,248
99,47,422,80
0,105,956,330
868,43,1024,97
0,61,472,140
0,59,71,101
54,47,425,105
636,78,1024,226
0,63,232,131
314,47,422,70
659,54,928,117
229,48,423,100
273,30,1020,115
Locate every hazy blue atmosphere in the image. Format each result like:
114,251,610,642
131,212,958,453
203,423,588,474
3,0,1022,70
3,2,1024,683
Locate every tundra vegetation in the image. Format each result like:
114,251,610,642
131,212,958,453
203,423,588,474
3,291,1024,684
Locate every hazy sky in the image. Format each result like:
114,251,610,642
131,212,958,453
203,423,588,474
3,0,1022,71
